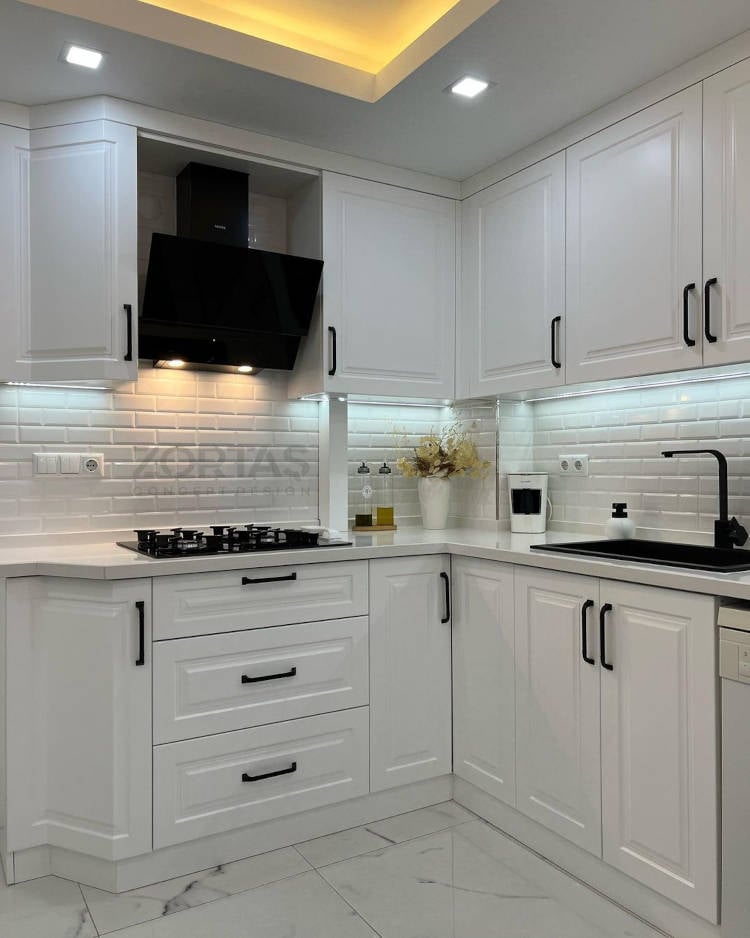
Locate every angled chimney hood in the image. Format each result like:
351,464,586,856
140,163,323,372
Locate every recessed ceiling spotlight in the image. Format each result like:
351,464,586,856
62,44,104,69
237,365,253,373
447,76,491,98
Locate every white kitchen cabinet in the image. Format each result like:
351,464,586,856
703,58,750,366
25,119,138,381
459,154,566,397
566,86,703,383
600,580,718,921
515,568,602,855
5,577,152,861
292,172,456,399
452,557,516,804
0,122,29,381
369,556,452,791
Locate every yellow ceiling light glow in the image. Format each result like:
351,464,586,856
20,0,500,100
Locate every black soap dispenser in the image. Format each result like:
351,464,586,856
605,503,635,539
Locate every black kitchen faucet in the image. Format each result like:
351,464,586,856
661,448,748,550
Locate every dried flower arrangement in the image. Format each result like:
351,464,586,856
395,422,490,480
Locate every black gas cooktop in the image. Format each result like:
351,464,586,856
117,525,350,558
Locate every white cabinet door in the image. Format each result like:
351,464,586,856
322,172,456,398
452,557,516,804
6,577,152,861
369,555,452,791
704,59,750,367
25,120,138,381
0,122,28,381
600,581,718,922
515,568,602,854
459,154,566,397
566,87,703,383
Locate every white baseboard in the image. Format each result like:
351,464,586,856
12,776,452,892
454,779,720,938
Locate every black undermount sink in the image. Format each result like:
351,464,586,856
530,538,750,573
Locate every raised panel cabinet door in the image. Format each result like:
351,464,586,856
322,172,455,398
452,557,516,804
369,555,452,791
566,86,703,383
6,577,152,861
704,59,750,366
515,568,602,855
26,120,137,381
0,122,29,381
599,581,718,922
459,154,566,397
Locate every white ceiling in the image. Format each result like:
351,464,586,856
3,0,750,180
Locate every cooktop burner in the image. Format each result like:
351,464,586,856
117,525,350,558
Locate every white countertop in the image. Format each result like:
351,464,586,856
2,527,750,601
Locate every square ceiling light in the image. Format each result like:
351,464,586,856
62,44,105,69
448,75,490,98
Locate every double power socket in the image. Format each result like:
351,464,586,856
558,454,589,476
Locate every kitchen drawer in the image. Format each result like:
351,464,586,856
153,561,368,639
153,708,369,847
153,617,369,743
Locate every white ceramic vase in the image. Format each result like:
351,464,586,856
418,476,451,530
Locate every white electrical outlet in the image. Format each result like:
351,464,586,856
559,454,589,477
33,453,104,477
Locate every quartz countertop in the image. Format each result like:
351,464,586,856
1,527,750,602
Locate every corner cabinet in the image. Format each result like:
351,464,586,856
458,153,566,397
369,556,452,791
5,577,152,861
291,173,456,399
565,86,703,384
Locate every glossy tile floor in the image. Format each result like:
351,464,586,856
0,802,664,937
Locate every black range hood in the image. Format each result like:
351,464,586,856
140,163,322,372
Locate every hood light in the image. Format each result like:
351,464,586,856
62,44,104,69
237,365,253,373
154,359,186,369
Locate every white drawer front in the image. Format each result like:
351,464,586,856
154,617,369,743
153,561,368,639
154,708,369,847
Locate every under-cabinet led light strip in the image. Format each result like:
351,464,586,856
522,369,750,404
5,382,112,391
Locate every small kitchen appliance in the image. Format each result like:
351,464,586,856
508,472,549,534
117,525,350,558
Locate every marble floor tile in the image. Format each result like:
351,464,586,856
320,821,661,938
103,870,378,937
295,825,393,868
0,875,96,938
81,846,311,934
364,800,474,844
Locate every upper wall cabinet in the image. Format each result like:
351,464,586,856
290,172,456,400
24,120,139,382
565,87,703,384
0,123,27,382
703,58,750,367
458,153,566,397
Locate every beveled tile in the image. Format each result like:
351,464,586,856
295,826,393,867
0,875,96,938
101,871,377,937
365,800,474,844
320,821,660,938
82,846,310,934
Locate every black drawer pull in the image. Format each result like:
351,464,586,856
242,761,297,783
551,316,562,369
581,599,595,665
328,326,337,376
124,304,133,361
241,572,297,586
242,667,297,684
704,278,718,343
440,571,451,624
682,283,696,347
600,603,614,671
135,600,145,666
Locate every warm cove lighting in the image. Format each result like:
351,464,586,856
449,75,489,98
62,44,104,69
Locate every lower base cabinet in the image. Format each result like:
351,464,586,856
369,556,452,792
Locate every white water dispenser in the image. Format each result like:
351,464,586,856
508,472,549,534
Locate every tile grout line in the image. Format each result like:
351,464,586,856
310,866,385,938
77,881,101,938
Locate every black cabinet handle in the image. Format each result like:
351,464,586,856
135,600,145,666
600,603,613,671
682,283,696,347
124,304,133,361
581,599,595,665
550,316,562,369
328,326,337,376
242,761,297,783
704,278,718,343
241,572,297,586
242,667,297,684
440,571,451,624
